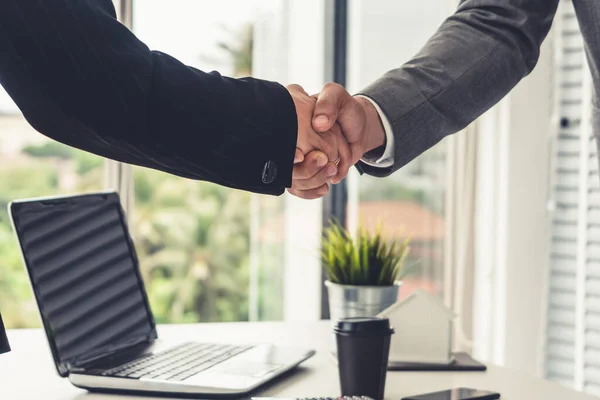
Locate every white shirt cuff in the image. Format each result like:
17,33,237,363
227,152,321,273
355,95,395,168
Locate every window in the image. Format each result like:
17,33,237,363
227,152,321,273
348,149,447,299
345,0,452,300
545,0,600,396
0,92,104,328
0,0,454,329
131,0,288,324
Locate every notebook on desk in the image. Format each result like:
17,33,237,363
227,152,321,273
9,191,314,397
329,351,486,372
387,352,487,371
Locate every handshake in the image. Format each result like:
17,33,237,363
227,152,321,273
287,83,387,200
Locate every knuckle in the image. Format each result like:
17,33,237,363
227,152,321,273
323,82,341,92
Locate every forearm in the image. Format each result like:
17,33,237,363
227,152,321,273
0,0,297,195
357,0,559,175
136,53,298,193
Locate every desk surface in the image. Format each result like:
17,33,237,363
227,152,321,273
0,321,595,400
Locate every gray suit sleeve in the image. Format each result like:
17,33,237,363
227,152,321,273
356,0,560,177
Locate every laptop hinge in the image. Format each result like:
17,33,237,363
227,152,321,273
67,333,153,371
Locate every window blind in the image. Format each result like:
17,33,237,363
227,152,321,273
545,0,600,395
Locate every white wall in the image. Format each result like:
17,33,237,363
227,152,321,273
473,33,554,376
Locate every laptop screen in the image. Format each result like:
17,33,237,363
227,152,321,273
10,192,156,375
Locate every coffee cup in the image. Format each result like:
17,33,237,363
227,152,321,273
334,317,394,400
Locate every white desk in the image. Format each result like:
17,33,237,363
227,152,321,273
0,321,595,400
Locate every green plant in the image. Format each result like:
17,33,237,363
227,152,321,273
321,220,415,286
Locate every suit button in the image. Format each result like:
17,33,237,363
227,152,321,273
261,161,277,184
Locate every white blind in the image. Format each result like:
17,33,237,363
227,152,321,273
545,0,600,395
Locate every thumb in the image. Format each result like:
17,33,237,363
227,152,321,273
312,83,349,133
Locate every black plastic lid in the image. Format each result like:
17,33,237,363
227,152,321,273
334,317,394,336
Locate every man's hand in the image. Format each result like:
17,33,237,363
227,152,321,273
287,84,352,183
312,83,386,174
288,83,387,200
288,121,348,200
288,150,338,199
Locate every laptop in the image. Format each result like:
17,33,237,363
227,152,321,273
8,191,315,397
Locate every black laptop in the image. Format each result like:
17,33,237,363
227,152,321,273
9,191,314,397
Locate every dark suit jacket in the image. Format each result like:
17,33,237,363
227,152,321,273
0,0,297,195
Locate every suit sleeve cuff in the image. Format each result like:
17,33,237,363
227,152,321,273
355,95,395,168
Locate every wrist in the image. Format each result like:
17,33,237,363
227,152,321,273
355,96,386,153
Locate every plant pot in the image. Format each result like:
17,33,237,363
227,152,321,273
325,280,402,323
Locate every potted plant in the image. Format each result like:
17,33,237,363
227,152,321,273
322,220,414,324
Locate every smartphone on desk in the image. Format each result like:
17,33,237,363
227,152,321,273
402,387,500,400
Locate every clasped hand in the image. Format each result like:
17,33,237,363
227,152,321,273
287,83,386,199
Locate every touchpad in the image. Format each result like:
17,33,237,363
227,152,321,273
221,362,282,377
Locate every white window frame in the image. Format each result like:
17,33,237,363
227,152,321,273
280,0,328,322
107,0,135,217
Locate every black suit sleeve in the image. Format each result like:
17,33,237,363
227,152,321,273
0,0,297,195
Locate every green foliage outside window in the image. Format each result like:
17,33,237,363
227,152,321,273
0,140,271,328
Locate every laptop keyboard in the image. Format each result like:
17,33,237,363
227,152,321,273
102,342,252,381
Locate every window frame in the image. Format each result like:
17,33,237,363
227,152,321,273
109,0,135,216
320,0,349,320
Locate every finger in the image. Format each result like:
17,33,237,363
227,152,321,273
293,151,328,179
313,83,350,132
287,183,330,200
294,148,305,164
287,83,309,96
315,130,339,166
331,126,352,184
292,162,338,190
